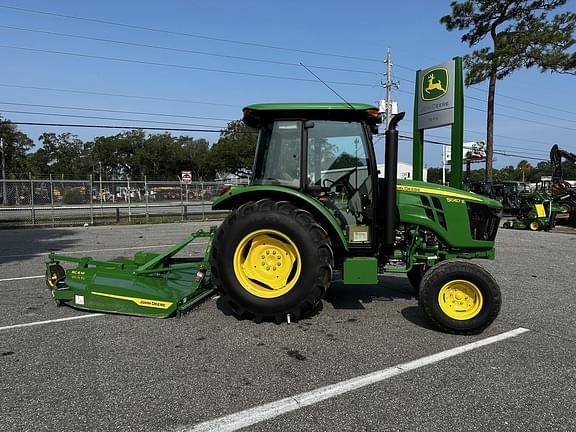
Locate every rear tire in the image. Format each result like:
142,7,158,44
419,260,501,335
211,199,333,323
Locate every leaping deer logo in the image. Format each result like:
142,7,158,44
425,73,445,94
422,68,448,101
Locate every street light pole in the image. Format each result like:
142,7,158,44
0,138,7,205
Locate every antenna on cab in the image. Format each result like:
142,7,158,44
299,62,356,110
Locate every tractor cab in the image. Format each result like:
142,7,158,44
243,103,380,246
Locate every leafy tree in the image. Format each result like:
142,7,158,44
176,137,213,180
515,159,534,181
35,132,92,178
0,116,33,177
91,130,146,178
427,167,446,184
209,121,257,177
441,0,576,182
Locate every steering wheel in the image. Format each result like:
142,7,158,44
321,168,356,197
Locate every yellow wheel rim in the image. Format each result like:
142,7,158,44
233,229,301,298
47,271,60,288
529,221,540,231
438,280,483,321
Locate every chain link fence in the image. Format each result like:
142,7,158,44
0,176,231,226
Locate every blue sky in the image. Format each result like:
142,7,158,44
0,0,575,170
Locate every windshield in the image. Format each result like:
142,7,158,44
306,120,369,190
252,120,301,188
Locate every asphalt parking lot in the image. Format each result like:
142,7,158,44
1,222,575,431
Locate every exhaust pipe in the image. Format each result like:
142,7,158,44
382,112,405,254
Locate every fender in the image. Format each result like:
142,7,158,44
213,185,349,252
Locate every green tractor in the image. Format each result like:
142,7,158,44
47,103,503,335
209,103,502,334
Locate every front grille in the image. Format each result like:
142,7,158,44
467,202,501,241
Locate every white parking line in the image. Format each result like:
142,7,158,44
0,314,104,331
179,327,530,432
0,242,209,259
0,275,44,283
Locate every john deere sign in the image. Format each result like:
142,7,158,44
413,57,464,189
417,61,455,129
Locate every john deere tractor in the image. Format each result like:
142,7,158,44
210,103,502,334
46,102,503,335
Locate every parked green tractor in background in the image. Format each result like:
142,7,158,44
47,103,503,335
471,181,557,231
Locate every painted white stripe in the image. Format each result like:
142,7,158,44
181,327,530,432
0,275,44,282
0,241,209,259
0,314,103,331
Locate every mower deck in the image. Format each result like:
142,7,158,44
45,228,216,318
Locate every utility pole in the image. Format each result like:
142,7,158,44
382,48,400,129
0,137,6,205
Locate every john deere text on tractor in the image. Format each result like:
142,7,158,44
47,103,503,335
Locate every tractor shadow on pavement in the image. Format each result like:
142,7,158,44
0,228,79,264
324,273,415,310
324,274,438,331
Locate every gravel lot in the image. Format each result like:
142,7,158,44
1,222,575,431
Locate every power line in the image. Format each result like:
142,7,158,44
467,84,576,117
393,74,576,125
0,4,388,64
2,3,570,117
0,109,228,129
0,101,234,122
0,45,376,88
0,83,239,107
8,121,228,133
465,105,576,132
464,93,575,124
0,25,381,77
397,135,546,162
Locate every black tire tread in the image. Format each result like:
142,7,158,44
210,199,333,323
418,259,501,335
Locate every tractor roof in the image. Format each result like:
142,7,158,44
242,102,381,128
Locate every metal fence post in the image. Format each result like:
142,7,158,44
180,181,184,221
89,174,94,225
50,173,55,227
127,178,132,223
145,175,149,223
29,173,35,225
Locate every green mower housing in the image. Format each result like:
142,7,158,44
46,229,215,317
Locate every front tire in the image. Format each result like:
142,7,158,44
419,260,501,335
211,199,333,323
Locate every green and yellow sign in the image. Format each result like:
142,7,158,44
413,57,464,189
416,61,455,129
422,67,448,101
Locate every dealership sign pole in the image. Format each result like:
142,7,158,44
412,57,464,189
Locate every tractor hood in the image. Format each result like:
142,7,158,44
396,179,502,208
